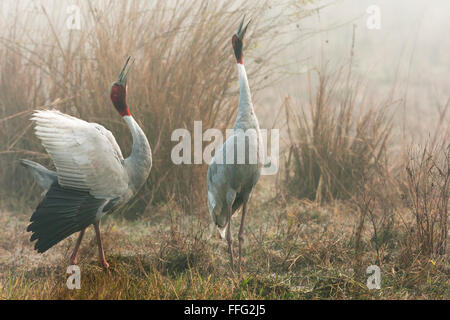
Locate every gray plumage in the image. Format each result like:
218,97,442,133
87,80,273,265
206,17,264,271
207,64,263,237
206,18,264,270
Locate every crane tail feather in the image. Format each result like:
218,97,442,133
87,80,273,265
27,182,105,253
21,159,57,191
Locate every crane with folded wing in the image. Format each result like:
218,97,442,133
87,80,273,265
207,17,264,272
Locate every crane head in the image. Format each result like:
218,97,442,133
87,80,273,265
232,16,251,64
110,56,135,117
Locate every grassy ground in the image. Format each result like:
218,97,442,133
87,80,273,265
1,180,448,300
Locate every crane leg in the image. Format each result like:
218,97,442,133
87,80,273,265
70,228,86,265
226,205,234,271
94,221,109,270
238,202,247,272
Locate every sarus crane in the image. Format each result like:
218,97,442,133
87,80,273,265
207,17,264,271
21,57,152,269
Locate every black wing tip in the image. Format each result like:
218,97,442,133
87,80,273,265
26,182,105,254
34,241,49,254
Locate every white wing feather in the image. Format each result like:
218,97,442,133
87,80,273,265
32,110,129,199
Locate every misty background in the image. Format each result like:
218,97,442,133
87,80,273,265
1,0,448,138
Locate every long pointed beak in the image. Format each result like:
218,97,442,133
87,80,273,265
116,56,135,86
236,16,251,40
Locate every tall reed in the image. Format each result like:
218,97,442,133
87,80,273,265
283,65,394,203
0,0,279,214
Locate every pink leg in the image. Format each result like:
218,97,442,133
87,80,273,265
94,221,109,269
227,205,234,272
70,228,86,265
238,202,247,272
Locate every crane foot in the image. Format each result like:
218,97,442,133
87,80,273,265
101,259,110,270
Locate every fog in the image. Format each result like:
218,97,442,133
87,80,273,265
257,0,449,138
1,0,448,137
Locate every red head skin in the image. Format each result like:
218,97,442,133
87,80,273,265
232,34,244,64
110,84,131,117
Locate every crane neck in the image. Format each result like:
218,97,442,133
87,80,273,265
234,63,257,128
123,115,152,192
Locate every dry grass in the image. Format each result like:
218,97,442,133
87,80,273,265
0,0,279,213
403,139,449,257
1,184,448,300
282,64,394,203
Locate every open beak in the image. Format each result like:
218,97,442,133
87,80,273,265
115,56,135,86
236,16,251,40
